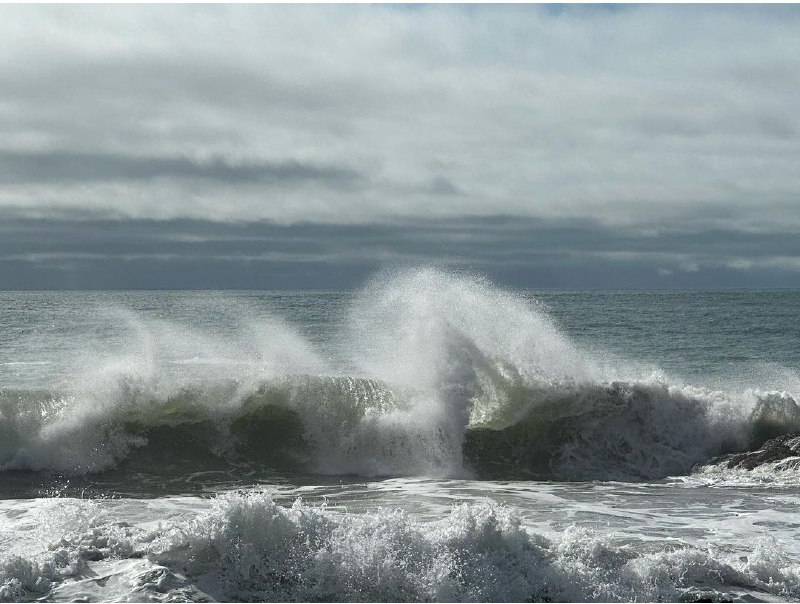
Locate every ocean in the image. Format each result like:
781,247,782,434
1,268,799,602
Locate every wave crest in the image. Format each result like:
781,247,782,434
1,268,799,483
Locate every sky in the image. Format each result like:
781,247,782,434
1,4,799,290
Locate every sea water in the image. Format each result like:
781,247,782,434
1,268,799,602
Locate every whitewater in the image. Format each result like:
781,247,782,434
1,268,799,602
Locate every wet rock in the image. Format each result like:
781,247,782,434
703,433,800,471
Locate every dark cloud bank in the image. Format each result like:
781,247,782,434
0,151,361,187
1,216,797,290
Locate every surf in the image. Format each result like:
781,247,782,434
1,268,798,485
3,491,799,603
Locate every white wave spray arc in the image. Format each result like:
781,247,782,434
1,267,799,480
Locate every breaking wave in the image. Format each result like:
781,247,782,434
1,268,799,483
2,492,799,602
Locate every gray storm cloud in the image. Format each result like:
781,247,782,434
0,4,798,288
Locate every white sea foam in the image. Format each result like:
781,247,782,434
2,491,799,602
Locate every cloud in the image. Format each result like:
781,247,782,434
0,5,799,287
0,215,797,289
724,256,800,272
0,151,361,186
0,5,798,228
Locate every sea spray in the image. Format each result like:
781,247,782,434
1,269,799,483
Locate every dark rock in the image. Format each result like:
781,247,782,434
702,432,800,471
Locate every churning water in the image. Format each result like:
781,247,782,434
1,268,799,601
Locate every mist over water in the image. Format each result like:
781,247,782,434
1,268,798,484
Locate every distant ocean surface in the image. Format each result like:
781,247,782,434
1,268,799,602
